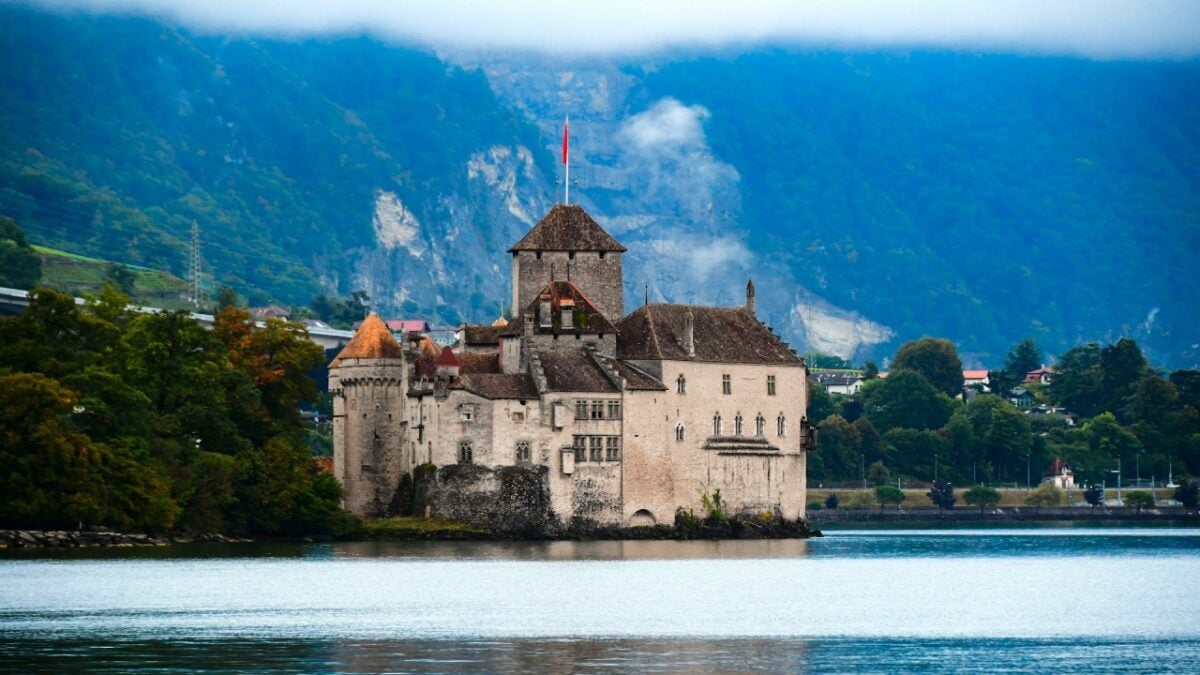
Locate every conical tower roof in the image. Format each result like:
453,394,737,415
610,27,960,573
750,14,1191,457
330,313,403,367
508,204,626,253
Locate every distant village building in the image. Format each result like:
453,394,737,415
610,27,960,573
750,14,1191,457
250,304,291,320
1024,366,1055,385
328,204,816,526
813,371,864,396
962,369,990,389
1043,459,1075,490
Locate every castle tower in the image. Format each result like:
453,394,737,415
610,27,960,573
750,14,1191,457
328,313,408,517
509,204,626,322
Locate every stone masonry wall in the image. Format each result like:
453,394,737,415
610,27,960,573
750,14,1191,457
513,250,624,322
331,358,407,518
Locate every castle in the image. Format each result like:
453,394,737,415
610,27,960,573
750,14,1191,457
329,204,815,527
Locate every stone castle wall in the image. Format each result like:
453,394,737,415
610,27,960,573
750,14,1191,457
330,358,407,517
512,250,623,322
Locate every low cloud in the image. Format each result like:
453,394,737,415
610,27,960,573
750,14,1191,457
686,237,753,279
617,99,710,152
28,0,1200,59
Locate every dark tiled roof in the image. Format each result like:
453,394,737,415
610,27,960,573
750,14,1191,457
452,373,538,400
330,314,404,367
501,281,618,337
606,356,667,391
616,304,804,365
538,349,618,393
508,204,626,253
461,324,502,345
458,353,501,374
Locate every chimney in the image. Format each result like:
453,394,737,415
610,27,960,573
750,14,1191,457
684,309,695,358
746,278,756,318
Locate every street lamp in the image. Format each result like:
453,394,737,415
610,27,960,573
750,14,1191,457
1110,465,1122,505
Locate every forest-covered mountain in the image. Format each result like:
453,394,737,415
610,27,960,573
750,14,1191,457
2,4,1198,367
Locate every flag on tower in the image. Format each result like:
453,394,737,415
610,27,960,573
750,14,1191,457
562,116,569,165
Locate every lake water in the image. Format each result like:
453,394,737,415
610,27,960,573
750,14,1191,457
2,528,1198,672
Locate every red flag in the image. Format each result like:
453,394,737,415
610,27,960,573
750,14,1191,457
562,117,569,165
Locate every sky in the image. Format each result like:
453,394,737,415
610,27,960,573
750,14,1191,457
28,0,1200,59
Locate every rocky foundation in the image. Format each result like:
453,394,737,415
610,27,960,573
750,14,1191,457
0,530,250,549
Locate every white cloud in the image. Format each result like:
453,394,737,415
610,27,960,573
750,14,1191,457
28,0,1200,59
618,99,710,152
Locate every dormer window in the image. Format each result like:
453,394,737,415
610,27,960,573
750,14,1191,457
539,300,552,327
562,308,573,328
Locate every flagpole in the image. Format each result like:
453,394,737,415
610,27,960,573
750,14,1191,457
564,115,570,205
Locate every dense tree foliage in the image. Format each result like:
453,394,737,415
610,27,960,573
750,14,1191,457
892,337,965,397
0,287,351,534
0,215,42,289
810,336,1200,492
963,485,1001,513
927,479,956,511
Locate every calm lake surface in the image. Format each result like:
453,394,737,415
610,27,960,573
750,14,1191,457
2,528,1198,672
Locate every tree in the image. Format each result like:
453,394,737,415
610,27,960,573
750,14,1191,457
105,264,136,294
883,428,948,479
824,493,839,509
1049,343,1103,417
1098,338,1150,423
807,383,837,425
1174,481,1199,510
874,484,905,512
1003,338,1043,385
892,337,964,397
862,369,954,432
817,415,861,481
963,485,1001,514
866,460,891,486
853,417,883,467
216,286,239,310
1123,490,1154,514
862,361,879,380
984,405,1033,482
1083,484,1105,509
927,479,956,511
1024,483,1063,515
0,215,42,289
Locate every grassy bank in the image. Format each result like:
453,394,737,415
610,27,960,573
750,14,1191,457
34,245,194,310
806,487,1178,510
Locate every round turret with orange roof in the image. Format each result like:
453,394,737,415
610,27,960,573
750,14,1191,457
329,313,404,367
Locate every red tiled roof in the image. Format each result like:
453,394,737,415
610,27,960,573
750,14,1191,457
436,346,459,367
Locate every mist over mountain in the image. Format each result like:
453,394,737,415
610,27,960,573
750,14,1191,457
2,4,1197,367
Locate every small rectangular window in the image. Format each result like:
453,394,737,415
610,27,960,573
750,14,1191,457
512,411,525,422
607,401,621,419
460,405,474,422
576,400,588,420
591,401,604,420
516,441,531,464
767,375,776,396
589,436,603,462
573,435,586,463
722,374,731,395
605,436,621,461
562,309,573,329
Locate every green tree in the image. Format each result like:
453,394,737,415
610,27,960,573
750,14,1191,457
874,484,905,512
1084,484,1105,508
963,485,1002,513
0,215,42,289
1049,343,1103,417
1004,338,1043,384
927,479,956,511
105,264,136,294
866,460,891,486
892,337,964,397
216,286,239,310
883,427,948,479
817,415,861,481
984,406,1033,483
853,417,883,467
824,493,839,509
1098,338,1150,423
1174,481,1198,510
807,383,837,424
863,369,953,432
1123,490,1154,513
862,361,879,380
1023,483,1063,515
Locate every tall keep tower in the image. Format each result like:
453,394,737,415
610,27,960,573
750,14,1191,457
328,313,407,517
509,204,627,321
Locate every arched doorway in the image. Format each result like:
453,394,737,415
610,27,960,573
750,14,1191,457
629,509,656,527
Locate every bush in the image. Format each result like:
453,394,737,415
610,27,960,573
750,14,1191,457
963,485,1002,513
807,500,823,511
844,490,876,510
1023,483,1063,514
874,484,905,511
824,493,840,509
1123,490,1154,513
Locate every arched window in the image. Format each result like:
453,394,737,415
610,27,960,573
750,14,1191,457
777,414,787,437
755,414,765,436
713,413,722,436
677,374,686,394
458,440,473,464
515,441,531,464
735,413,744,436
675,423,685,442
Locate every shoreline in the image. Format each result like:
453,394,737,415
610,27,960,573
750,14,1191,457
810,506,1199,526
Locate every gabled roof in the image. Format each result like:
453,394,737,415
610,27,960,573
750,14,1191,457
436,346,459,367
451,373,538,400
458,353,501,374
963,369,990,380
617,304,804,366
508,204,626,253
330,313,404,367
501,281,618,337
539,349,618,393
460,324,503,346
